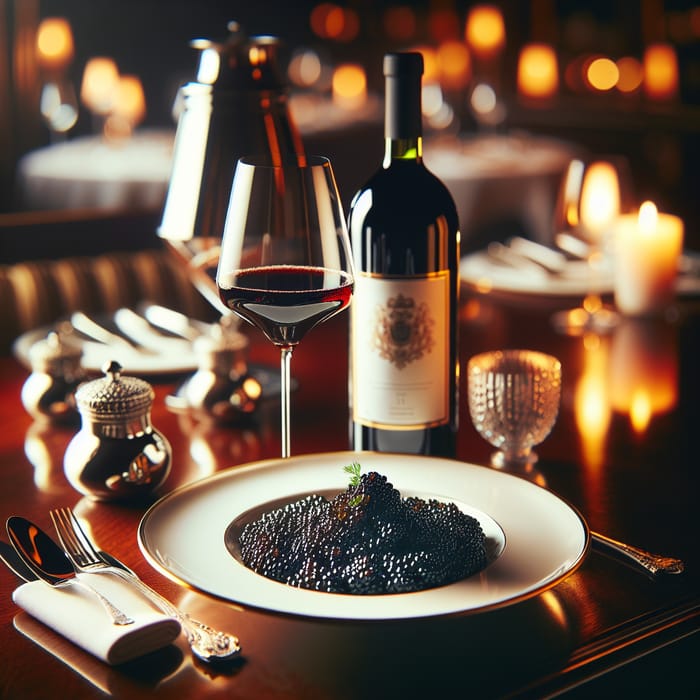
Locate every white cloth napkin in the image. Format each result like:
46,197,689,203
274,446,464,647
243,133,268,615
12,572,181,665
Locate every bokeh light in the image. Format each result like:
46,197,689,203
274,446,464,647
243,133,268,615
616,56,643,93
586,57,619,91
436,40,471,89
465,5,505,58
36,17,74,69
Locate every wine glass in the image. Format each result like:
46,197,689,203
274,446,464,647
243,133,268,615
40,80,78,142
216,155,354,458
468,349,561,475
551,157,630,335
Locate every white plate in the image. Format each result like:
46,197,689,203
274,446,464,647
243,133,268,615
461,250,700,298
138,451,589,621
460,250,613,297
13,322,198,376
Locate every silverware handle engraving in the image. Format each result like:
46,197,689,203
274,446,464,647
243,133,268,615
591,531,685,577
73,576,134,625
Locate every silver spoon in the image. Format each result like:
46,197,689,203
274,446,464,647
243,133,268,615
6,517,134,626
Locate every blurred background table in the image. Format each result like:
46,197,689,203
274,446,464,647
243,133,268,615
425,132,579,252
0,283,697,698
15,129,175,213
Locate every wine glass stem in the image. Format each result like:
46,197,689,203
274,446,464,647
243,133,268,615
280,346,293,458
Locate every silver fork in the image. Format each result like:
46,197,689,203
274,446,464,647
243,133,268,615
50,508,241,662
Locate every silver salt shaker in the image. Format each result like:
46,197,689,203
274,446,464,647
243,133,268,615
64,360,171,501
21,331,84,424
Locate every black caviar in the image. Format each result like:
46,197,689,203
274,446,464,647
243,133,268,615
238,471,487,594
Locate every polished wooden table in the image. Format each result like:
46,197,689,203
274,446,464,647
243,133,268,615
0,288,698,699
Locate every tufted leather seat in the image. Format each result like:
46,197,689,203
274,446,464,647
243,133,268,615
0,208,217,354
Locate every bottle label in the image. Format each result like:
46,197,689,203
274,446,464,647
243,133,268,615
352,272,449,429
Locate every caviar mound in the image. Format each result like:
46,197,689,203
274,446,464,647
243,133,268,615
238,471,488,595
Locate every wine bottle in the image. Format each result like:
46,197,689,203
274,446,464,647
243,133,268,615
348,52,460,457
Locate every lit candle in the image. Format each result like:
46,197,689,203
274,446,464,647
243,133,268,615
36,17,74,71
332,63,367,110
517,43,558,100
103,74,147,140
579,161,621,245
465,5,505,59
614,201,684,316
643,43,679,100
81,57,120,115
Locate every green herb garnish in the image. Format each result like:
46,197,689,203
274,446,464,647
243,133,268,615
343,462,364,506
343,461,362,487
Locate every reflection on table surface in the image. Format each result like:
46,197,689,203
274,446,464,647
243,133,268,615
0,285,698,698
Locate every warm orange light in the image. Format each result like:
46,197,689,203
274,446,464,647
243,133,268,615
80,57,120,114
113,75,146,124
638,200,658,233
616,56,644,93
613,201,684,316
436,40,471,89
586,57,619,91
336,7,360,42
310,3,336,38
609,320,678,435
36,17,74,70
629,390,652,434
465,5,505,58
574,341,611,475
103,74,146,140
517,43,558,99
579,161,620,243
643,43,679,100
310,3,359,42
332,63,367,109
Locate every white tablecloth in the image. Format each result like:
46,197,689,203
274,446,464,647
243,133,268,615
424,132,578,248
16,129,175,211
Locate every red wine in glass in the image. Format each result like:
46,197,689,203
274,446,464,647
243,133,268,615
218,265,353,346
215,155,354,458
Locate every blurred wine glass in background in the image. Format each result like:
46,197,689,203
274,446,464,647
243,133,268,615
36,17,78,141
464,4,507,130
40,80,78,141
551,157,633,334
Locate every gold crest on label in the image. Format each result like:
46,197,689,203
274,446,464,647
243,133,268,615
371,294,434,369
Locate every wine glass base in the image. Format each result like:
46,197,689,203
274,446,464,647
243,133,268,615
490,451,547,487
551,305,619,337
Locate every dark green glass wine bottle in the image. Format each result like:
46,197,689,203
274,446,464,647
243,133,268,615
348,52,460,457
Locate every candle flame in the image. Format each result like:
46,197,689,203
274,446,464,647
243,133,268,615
638,200,658,234
579,161,620,240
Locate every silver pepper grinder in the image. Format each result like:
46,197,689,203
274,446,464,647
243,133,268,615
21,331,85,424
64,361,171,501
